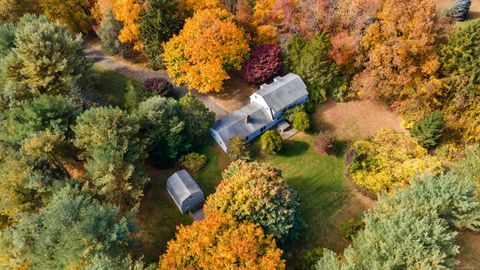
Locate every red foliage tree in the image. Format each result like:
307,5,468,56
242,44,281,84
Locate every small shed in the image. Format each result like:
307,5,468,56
166,170,205,214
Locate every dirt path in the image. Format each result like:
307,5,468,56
84,45,229,120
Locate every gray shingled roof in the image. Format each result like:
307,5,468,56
255,73,308,112
166,170,202,210
212,102,271,146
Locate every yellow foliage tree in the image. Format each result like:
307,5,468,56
91,0,115,22
180,0,222,12
348,129,443,194
112,0,143,51
252,0,279,43
162,8,250,93
41,0,94,33
159,212,285,270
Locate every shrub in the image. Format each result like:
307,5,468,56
96,9,123,56
283,105,305,122
260,130,282,154
314,132,333,155
410,111,445,148
204,160,302,244
297,248,324,270
228,135,250,161
436,142,459,161
242,44,281,84
293,111,310,132
144,78,173,97
179,153,207,172
348,129,443,194
339,217,364,240
448,0,472,21
124,80,145,112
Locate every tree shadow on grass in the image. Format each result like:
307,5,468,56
280,140,309,157
332,140,350,158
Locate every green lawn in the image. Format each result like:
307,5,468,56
91,64,140,107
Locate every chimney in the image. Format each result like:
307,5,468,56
243,113,249,124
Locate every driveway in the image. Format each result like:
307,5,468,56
84,45,229,120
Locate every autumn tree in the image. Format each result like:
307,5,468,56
204,160,301,244
181,0,222,13
140,0,183,69
227,135,250,161
0,184,135,269
73,107,149,205
347,129,443,194
352,0,443,102
159,212,285,270
242,44,281,84
113,0,143,51
41,0,94,33
162,8,250,93
0,0,41,22
1,15,92,106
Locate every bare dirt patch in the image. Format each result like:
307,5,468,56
208,72,257,112
456,231,480,269
313,100,404,141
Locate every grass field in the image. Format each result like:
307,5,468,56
91,64,140,107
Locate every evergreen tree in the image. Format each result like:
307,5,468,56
0,22,16,60
140,0,183,69
227,135,250,161
448,0,472,21
179,93,215,147
96,9,123,56
410,111,445,148
293,111,310,132
260,130,283,154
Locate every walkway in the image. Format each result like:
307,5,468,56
83,45,229,120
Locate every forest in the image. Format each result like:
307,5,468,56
0,0,479,269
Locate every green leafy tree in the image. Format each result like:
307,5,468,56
260,130,282,154
179,93,215,147
137,96,188,167
41,0,94,33
140,0,183,69
283,34,341,103
293,111,310,132
227,135,250,161
297,248,324,270
96,9,123,56
2,15,92,105
0,184,135,269
204,160,302,244
179,152,207,172
73,107,148,205
410,111,445,148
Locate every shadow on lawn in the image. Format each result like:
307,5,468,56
280,140,309,157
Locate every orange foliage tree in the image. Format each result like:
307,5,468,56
352,0,444,103
159,213,285,270
91,0,115,22
181,0,222,12
162,8,249,93
112,0,143,51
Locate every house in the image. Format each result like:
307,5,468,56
211,73,308,152
166,170,205,214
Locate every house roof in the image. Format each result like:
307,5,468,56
212,102,272,146
254,73,308,112
166,170,203,209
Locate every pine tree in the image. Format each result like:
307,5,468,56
96,9,123,55
448,0,472,21
228,135,250,161
410,111,445,148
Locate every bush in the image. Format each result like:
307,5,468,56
124,80,149,112
410,111,445,149
339,218,365,240
179,153,207,172
314,132,333,155
283,105,305,122
144,78,173,97
227,136,250,161
293,111,310,132
448,0,472,21
297,248,324,270
241,44,281,84
96,9,123,56
436,142,459,161
260,130,282,154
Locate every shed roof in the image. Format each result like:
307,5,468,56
166,170,203,208
212,102,271,146
255,73,308,112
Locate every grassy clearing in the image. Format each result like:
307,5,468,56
91,64,140,107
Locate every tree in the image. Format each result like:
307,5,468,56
352,0,442,102
0,0,41,22
0,22,16,61
449,145,480,185
73,107,148,205
314,132,333,156
293,111,310,132
179,93,215,147
284,34,341,103
181,0,222,13
159,212,285,270
137,96,188,167
179,152,207,172
227,135,250,161
204,160,301,243
0,184,135,269
113,0,143,51
348,129,443,194
260,130,282,154
96,9,123,55
1,15,92,105
242,44,281,84
41,0,94,33
144,77,173,97
124,80,148,112
162,8,250,93
140,0,183,69
448,0,472,21
410,111,445,148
